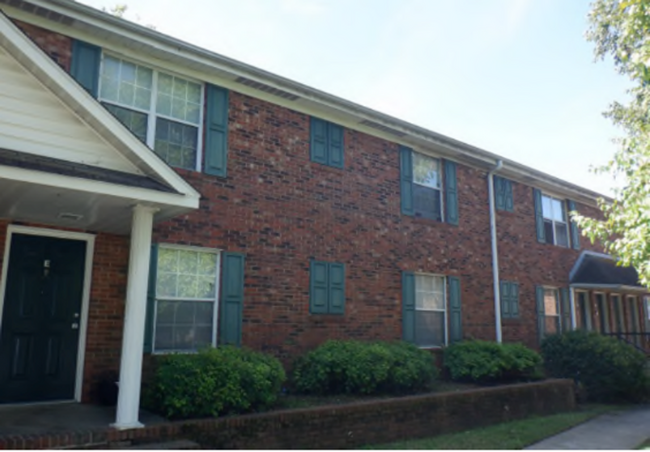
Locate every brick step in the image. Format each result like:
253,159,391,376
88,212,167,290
110,439,201,450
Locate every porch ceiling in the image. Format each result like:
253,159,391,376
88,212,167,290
0,175,192,235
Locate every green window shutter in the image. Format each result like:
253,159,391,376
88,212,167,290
310,117,328,165
533,188,546,243
143,244,158,353
444,160,459,225
510,282,520,318
402,272,415,343
204,84,229,177
70,39,101,97
536,286,546,343
327,123,344,168
560,288,571,331
500,281,510,319
310,260,329,314
220,252,245,346
504,179,514,212
494,176,505,211
399,146,414,216
448,276,462,343
567,200,580,250
328,263,345,314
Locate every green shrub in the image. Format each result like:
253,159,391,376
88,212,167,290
145,346,286,420
541,330,648,402
444,340,542,383
291,340,438,395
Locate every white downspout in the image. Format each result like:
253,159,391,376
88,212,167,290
488,160,504,343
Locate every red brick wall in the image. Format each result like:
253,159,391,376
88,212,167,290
13,20,72,72
497,182,605,348
5,20,623,378
0,220,129,402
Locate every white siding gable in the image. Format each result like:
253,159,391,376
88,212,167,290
0,46,142,174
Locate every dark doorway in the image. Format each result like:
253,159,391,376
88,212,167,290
0,233,86,403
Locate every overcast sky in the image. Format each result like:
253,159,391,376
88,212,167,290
78,0,631,195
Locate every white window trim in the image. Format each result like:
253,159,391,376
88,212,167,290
541,194,568,247
575,290,592,331
98,53,205,172
152,244,221,355
412,151,445,222
414,272,448,348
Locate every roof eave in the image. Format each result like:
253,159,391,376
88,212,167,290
2,0,610,206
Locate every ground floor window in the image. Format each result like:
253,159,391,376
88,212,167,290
612,294,625,333
153,245,219,352
543,288,562,335
414,274,446,347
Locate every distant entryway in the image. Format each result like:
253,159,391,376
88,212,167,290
0,233,86,403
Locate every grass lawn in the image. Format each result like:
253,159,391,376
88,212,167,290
363,404,620,450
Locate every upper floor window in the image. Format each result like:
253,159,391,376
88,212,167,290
542,195,568,247
99,55,203,170
412,152,443,221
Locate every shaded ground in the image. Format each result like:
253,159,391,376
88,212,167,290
363,404,619,450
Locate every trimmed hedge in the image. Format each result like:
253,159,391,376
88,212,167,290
444,340,542,383
541,330,648,402
144,346,286,420
291,340,438,395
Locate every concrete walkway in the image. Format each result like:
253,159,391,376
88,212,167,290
526,406,650,450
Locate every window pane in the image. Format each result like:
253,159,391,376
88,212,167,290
412,153,440,189
154,118,198,170
555,223,568,247
415,275,433,292
99,55,152,111
103,103,148,142
413,185,442,221
158,248,179,273
156,72,202,125
542,195,553,219
544,289,558,315
156,273,177,298
415,275,445,310
543,220,554,244
154,300,214,352
552,199,565,221
545,316,560,335
415,311,445,347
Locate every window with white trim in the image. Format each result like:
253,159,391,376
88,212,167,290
415,274,446,347
412,152,443,221
543,288,562,335
153,246,219,352
541,195,568,247
99,54,204,170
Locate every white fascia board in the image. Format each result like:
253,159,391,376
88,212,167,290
570,283,648,294
4,0,608,205
0,12,200,202
0,165,199,209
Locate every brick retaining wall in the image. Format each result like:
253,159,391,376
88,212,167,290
0,379,575,449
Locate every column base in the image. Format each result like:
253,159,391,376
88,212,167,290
110,421,145,430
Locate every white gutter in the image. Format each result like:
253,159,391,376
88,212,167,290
488,159,504,343
570,283,649,293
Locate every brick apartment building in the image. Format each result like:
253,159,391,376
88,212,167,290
0,0,647,429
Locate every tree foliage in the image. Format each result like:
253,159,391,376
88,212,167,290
574,0,650,286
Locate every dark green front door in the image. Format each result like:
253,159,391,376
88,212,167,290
0,233,86,403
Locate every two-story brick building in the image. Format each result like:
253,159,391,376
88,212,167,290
0,0,647,429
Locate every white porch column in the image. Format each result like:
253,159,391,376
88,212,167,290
113,204,158,430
